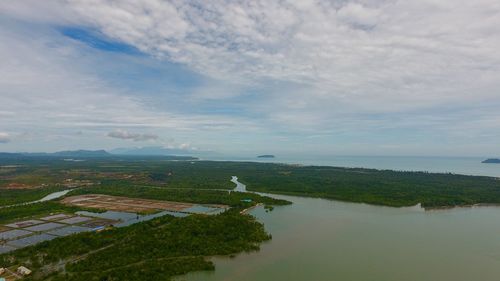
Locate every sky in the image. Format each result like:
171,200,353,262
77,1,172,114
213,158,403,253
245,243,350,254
0,0,500,157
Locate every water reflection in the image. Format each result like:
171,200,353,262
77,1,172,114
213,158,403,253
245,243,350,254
76,210,189,227
182,192,500,281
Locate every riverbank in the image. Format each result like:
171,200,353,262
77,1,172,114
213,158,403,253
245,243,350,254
182,190,500,281
0,188,73,209
3,158,500,209
0,176,291,280
205,155,500,177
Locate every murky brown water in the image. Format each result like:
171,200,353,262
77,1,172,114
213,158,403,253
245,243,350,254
180,192,500,281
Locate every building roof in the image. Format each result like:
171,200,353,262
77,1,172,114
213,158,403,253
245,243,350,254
17,265,32,275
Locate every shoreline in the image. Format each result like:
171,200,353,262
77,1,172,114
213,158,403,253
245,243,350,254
199,156,500,178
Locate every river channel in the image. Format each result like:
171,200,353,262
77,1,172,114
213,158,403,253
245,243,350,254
182,177,500,281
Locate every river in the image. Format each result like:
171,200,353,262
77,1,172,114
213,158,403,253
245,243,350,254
0,189,73,209
181,178,500,281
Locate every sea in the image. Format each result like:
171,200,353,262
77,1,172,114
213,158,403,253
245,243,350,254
205,155,500,177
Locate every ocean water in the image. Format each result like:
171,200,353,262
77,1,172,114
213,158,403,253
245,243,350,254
206,155,500,177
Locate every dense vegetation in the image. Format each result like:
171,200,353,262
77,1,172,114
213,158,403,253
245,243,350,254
0,201,97,224
69,184,290,208
234,164,500,208
0,156,234,191
0,211,271,281
3,156,500,280
3,156,500,208
0,158,289,280
0,186,68,206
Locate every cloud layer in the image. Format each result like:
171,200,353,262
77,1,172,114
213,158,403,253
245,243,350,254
107,130,158,142
1,1,500,156
0,132,10,143
62,0,500,106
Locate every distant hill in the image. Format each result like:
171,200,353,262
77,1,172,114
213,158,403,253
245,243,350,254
257,155,275,158
52,150,110,157
0,150,110,158
0,152,24,159
0,149,197,161
482,158,500,163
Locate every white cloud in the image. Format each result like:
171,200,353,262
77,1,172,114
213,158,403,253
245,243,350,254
337,3,380,29
178,143,191,150
0,132,10,143
1,0,500,155
107,129,158,142
48,0,499,112
0,18,260,144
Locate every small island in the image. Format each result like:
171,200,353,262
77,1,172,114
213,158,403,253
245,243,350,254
482,158,500,163
257,155,275,158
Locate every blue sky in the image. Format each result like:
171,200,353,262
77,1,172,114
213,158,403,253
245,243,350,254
0,1,500,157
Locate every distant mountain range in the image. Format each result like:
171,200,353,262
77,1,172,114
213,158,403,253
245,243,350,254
482,158,500,163
0,150,110,158
0,149,197,160
53,150,111,157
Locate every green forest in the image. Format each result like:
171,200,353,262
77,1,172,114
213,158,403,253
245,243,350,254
234,164,500,208
0,201,88,224
1,211,271,281
70,184,290,208
3,157,500,208
2,156,500,280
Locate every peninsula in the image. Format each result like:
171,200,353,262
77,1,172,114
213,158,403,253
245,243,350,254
257,155,275,158
482,158,500,163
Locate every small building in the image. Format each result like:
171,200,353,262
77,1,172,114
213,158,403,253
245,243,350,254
17,266,32,276
0,267,5,275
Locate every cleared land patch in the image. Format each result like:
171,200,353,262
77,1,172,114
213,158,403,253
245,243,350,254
61,194,228,213
3,182,36,189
